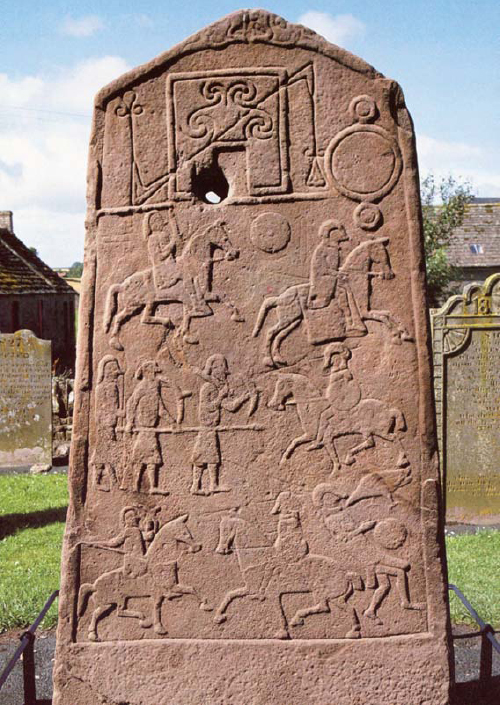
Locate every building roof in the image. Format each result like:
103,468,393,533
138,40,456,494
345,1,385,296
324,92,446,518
0,227,76,295
447,199,500,268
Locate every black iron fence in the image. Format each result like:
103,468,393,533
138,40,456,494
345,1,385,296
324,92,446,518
0,590,58,705
449,583,500,688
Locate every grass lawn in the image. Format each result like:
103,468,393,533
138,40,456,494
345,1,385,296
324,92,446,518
446,529,500,628
0,474,67,632
0,473,498,632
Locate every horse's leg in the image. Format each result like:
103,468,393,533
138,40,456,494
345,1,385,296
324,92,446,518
252,297,278,337
214,586,249,624
281,433,313,463
140,300,172,327
364,310,413,343
170,583,213,611
214,290,245,322
274,592,291,640
344,434,374,465
272,317,302,365
290,596,329,627
109,305,142,350
264,319,298,367
88,602,115,642
153,593,168,635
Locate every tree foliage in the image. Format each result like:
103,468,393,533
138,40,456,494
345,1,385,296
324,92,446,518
68,261,83,278
421,174,473,306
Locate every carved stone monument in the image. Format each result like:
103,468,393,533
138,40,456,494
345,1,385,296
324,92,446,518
54,11,452,704
0,330,52,467
432,273,500,523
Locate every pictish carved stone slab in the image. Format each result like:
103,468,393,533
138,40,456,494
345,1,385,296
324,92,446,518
0,330,52,467
54,11,452,704
432,273,500,523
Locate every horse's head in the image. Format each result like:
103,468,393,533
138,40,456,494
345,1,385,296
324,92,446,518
208,221,239,261
161,514,201,553
368,237,394,279
268,376,292,411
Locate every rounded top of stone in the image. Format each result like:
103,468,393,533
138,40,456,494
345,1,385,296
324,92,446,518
94,9,384,108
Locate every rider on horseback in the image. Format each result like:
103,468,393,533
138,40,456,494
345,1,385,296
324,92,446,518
144,209,209,317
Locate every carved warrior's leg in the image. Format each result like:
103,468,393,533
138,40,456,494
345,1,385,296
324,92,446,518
389,567,424,611
190,465,206,495
148,464,168,495
208,463,230,493
214,586,249,624
88,603,115,642
321,429,341,473
364,573,390,623
309,408,336,448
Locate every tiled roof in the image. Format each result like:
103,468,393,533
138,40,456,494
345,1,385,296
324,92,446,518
447,200,500,268
0,228,76,294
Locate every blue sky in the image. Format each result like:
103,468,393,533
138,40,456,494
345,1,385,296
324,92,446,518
0,1,498,266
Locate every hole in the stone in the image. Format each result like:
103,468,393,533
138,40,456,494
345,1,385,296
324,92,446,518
192,161,229,204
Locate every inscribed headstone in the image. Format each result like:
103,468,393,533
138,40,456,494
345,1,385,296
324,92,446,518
0,330,52,467
432,273,500,523
54,11,452,704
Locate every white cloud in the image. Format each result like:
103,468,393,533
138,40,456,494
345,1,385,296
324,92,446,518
0,56,130,267
416,134,500,197
60,15,104,38
298,11,365,47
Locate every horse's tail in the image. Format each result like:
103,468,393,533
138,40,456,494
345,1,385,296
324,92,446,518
78,583,95,616
103,284,120,333
252,297,277,337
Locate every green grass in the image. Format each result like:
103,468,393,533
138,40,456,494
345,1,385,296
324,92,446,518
0,474,498,632
446,529,500,628
0,474,67,632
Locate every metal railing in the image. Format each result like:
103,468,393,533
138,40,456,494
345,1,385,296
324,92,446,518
0,590,59,705
449,583,500,687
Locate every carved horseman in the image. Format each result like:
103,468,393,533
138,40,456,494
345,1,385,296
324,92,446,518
144,209,208,316
307,220,365,339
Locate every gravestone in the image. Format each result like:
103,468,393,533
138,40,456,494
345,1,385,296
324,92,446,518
54,10,452,704
0,330,52,467
432,273,500,523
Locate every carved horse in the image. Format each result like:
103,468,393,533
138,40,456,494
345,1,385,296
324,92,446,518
103,220,242,349
77,515,211,642
214,512,363,640
253,238,412,367
268,373,409,471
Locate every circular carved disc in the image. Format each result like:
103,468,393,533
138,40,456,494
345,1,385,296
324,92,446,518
251,212,291,253
325,124,402,202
